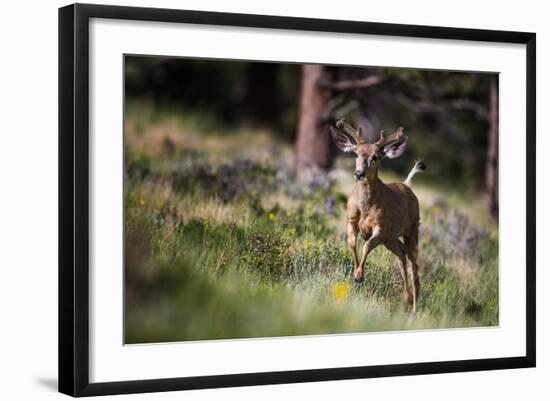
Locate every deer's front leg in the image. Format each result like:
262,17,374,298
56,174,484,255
347,219,360,273
354,226,382,284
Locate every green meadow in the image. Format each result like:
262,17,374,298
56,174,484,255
124,103,499,344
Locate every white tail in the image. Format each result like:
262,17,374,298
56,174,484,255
331,121,424,313
404,159,427,187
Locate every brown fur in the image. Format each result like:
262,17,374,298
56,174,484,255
331,122,422,312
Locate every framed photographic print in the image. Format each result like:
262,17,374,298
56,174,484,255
58,3,536,397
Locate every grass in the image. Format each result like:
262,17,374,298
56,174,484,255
124,102,499,344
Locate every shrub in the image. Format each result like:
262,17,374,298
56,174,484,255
242,229,293,283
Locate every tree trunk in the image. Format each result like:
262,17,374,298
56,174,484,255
485,76,499,221
294,65,334,180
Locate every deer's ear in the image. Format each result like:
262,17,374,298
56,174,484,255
382,137,408,159
330,127,356,153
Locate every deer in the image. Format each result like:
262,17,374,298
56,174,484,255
330,120,426,313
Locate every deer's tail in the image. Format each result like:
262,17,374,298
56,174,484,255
404,159,427,187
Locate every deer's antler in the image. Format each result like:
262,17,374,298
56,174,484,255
375,127,406,147
335,119,366,144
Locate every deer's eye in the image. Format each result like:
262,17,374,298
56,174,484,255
371,155,378,162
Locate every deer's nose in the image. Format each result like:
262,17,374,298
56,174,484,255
354,170,365,179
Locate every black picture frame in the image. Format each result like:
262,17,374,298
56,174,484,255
59,3,536,397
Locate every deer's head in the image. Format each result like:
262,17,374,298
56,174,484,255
330,120,408,180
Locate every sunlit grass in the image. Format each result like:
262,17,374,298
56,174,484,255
124,105,499,344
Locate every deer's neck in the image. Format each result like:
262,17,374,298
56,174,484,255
358,168,381,210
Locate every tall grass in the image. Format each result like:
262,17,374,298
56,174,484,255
124,103,498,344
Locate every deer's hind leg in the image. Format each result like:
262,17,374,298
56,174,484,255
384,239,412,305
404,224,421,313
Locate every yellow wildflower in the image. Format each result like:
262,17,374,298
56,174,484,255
139,199,145,206
432,206,442,216
268,212,276,221
332,281,351,302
